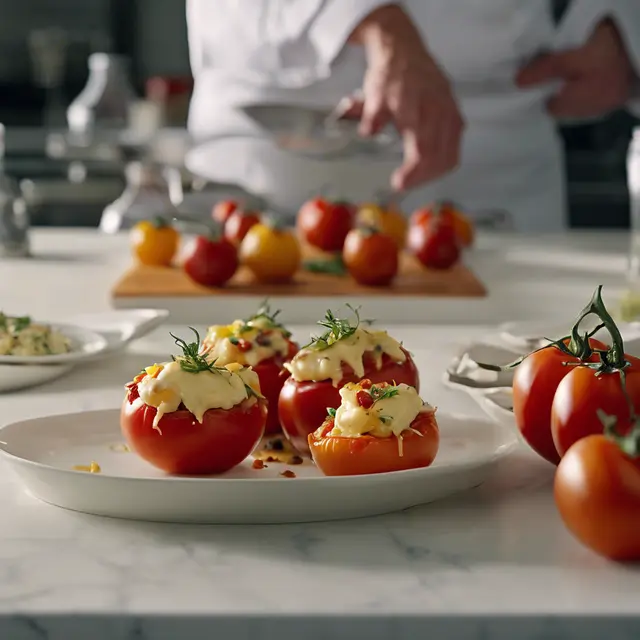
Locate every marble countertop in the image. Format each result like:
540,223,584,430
0,229,639,640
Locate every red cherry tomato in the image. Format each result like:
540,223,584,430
225,210,261,245
555,433,640,561
121,393,267,475
212,200,239,224
343,227,399,287
297,197,354,252
410,201,474,248
408,216,460,270
183,234,238,288
251,340,299,435
309,410,439,476
278,349,420,455
551,361,640,457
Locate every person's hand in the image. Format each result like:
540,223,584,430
345,4,465,191
516,18,638,119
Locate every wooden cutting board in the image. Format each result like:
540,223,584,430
112,250,486,299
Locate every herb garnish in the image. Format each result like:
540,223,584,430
243,300,291,337
305,304,362,350
327,407,337,418
170,328,259,397
369,385,400,403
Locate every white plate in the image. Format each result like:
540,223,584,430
0,409,517,524
0,323,109,365
498,320,568,351
0,363,74,393
474,388,516,432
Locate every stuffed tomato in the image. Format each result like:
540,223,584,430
201,304,298,435
278,308,419,454
309,379,439,476
121,331,267,475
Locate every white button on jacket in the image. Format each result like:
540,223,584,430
185,0,640,231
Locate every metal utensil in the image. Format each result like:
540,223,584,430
238,103,402,161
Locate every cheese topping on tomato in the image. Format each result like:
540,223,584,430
329,382,432,439
203,314,291,367
135,361,261,429
286,327,405,385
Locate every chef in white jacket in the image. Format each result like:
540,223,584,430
185,1,640,232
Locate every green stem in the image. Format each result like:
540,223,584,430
598,409,640,458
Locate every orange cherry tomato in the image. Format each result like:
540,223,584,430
224,210,261,245
512,338,608,465
130,218,180,266
297,198,354,252
554,433,640,561
411,201,474,248
212,200,240,224
309,410,439,476
121,385,267,475
239,221,302,283
343,227,399,287
357,202,407,249
551,360,640,457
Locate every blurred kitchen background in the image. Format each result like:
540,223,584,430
0,0,638,229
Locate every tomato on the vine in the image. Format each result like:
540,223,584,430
343,226,399,287
554,414,640,561
512,337,608,465
297,197,354,252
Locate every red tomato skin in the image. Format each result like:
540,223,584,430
224,211,260,245
554,435,640,561
407,221,460,270
121,396,267,475
251,341,299,435
212,200,239,224
551,363,640,457
512,339,608,465
278,349,420,455
183,236,239,287
343,229,399,287
297,198,354,252
309,411,440,476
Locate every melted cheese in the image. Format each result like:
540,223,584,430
0,317,70,357
330,382,432,439
136,361,261,429
203,316,291,367
285,327,406,385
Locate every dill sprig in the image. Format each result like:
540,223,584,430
243,300,291,337
305,304,362,350
170,328,228,374
369,384,400,403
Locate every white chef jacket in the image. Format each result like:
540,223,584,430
185,1,640,232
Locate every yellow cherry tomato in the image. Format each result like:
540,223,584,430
239,222,301,283
130,218,180,266
356,202,408,249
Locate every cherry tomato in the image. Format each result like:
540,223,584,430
239,221,301,283
121,394,267,475
513,338,608,465
278,349,420,455
130,218,180,266
250,341,299,435
407,215,460,270
356,202,407,249
224,210,261,245
309,410,439,476
183,234,238,288
343,227,399,287
411,201,474,248
212,200,239,224
554,434,640,561
297,197,354,252
551,361,640,457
